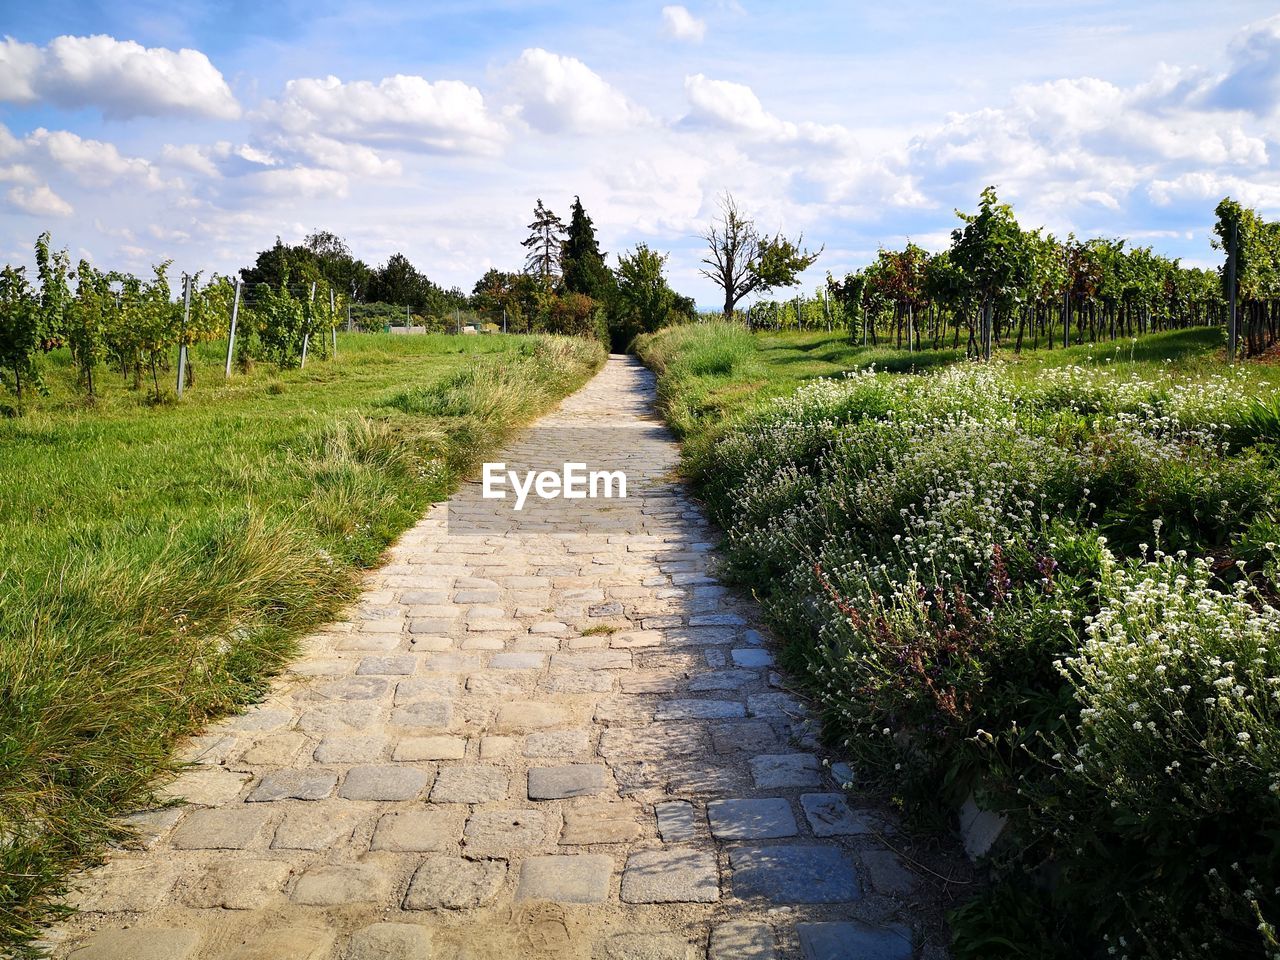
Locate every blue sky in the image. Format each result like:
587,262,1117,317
2,1,1279,305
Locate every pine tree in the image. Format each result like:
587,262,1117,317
522,199,566,285
561,196,613,301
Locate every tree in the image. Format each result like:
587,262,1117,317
523,199,566,285
561,196,614,302
615,244,679,344
0,265,42,398
949,186,1034,359
699,192,820,321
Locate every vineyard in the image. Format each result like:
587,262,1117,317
0,232,350,408
743,192,1280,363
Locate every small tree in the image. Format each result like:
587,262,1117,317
615,244,678,345
523,199,566,286
949,186,1033,359
699,192,820,321
0,265,42,398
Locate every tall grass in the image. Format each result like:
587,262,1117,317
0,333,603,951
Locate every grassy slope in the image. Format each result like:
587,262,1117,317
635,323,1274,459
0,333,604,951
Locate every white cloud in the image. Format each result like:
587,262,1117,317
25,128,165,189
7,184,73,217
1205,14,1280,114
504,49,649,134
260,74,505,154
239,167,350,200
662,6,707,43
266,134,402,177
682,74,852,150
0,34,239,120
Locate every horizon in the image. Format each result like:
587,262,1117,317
2,2,1279,306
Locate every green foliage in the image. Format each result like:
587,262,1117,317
0,266,44,398
613,243,684,347
561,196,614,302
639,324,1280,959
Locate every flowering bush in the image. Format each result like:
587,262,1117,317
684,360,1280,958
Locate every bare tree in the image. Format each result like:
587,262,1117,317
699,193,821,321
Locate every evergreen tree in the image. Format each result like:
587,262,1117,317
522,199,566,285
561,196,613,301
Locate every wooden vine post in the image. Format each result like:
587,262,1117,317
224,278,241,378
176,274,190,397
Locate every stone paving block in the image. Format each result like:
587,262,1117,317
560,801,641,844
118,808,184,850
156,768,249,806
345,923,434,960
394,676,460,703
655,801,698,842
528,764,609,800
604,932,696,960
340,764,430,801
731,648,775,668
295,701,381,733
313,733,389,764
747,692,804,718
729,843,859,903
394,734,466,761
225,925,335,960
389,699,454,728
464,808,556,853
861,849,917,895
480,735,516,759
620,848,719,903
430,765,510,803
169,807,270,849
465,672,530,696
707,798,798,840
796,922,913,960
515,854,612,904
749,753,822,789
335,633,402,652
688,669,755,692
653,699,746,721
67,929,200,960
301,676,389,701
490,651,545,670
494,701,570,731
356,655,417,675
800,793,878,837
271,806,362,850
550,650,633,671
609,630,665,649
403,855,506,909
240,731,310,765
523,730,590,757
709,721,783,755
291,863,390,905
247,769,337,802
709,922,779,960
184,858,292,909
371,810,462,852
70,859,180,912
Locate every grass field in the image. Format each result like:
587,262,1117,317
636,322,1280,959
0,332,604,950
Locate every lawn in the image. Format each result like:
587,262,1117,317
0,332,604,950
636,322,1280,960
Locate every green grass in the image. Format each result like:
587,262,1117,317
635,323,1275,460
0,332,604,953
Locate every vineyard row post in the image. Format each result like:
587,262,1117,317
224,278,241,379
330,288,337,358
1227,218,1238,363
301,280,315,369
176,274,191,397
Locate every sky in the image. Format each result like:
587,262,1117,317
2,0,1280,307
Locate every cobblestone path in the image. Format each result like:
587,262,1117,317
53,356,931,960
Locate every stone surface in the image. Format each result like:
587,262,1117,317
246,769,337,802
655,801,699,843
604,932,695,960
729,844,859,904
70,860,180,912
184,859,291,909
796,922,913,960
404,856,506,909
621,848,719,904
560,801,641,844
169,808,270,849
371,810,461,852
654,700,746,721
464,808,555,853
313,734,389,764
800,793,878,837
271,807,361,850
225,925,335,960
339,764,430,801
430,765,510,803
67,929,201,960
528,764,609,800
515,855,612,903
393,734,466,761
730,648,775,668
709,922,779,960
707,798,798,840
861,849,917,895
291,864,390,905
749,753,822,789
345,923,434,960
